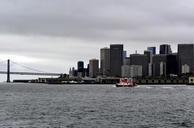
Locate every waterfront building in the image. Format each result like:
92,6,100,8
121,56,131,78
100,47,110,77
152,54,167,76
121,65,142,78
121,65,130,77
159,44,172,54
148,63,153,76
144,50,153,76
160,61,166,76
182,64,190,74
153,54,178,77
110,44,123,77
178,44,194,74
129,65,142,78
130,54,149,77
147,47,156,55
89,59,99,78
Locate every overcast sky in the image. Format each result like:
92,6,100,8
0,0,194,80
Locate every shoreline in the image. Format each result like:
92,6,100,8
8,82,189,85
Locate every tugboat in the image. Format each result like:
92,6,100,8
116,78,137,87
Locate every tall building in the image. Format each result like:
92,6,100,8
77,61,84,77
152,54,178,77
77,61,84,72
182,64,190,74
110,44,123,77
89,59,99,78
144,50,152,63
159,44,172,54
152,54,167,76
145,50,153,76
148,63,153,76
123,51,127,63
69,68,73,77
100,48,110,77
147,47,156,55
71,67,77,77
123,57,130,65
178,44,194,74
85,64,90,77
130,54,149,77
166,54,178,75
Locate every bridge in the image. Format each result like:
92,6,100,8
0,59,63,82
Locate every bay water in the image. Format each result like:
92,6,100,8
0,83,194,128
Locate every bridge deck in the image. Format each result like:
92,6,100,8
0,71,61,76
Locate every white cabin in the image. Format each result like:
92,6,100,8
188,77,194,85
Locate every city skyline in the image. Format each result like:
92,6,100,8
1,0,194,80
70,43,194,79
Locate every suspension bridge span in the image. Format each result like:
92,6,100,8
0,59,63,82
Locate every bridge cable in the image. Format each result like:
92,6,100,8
0,60,7,68
10,61,48,73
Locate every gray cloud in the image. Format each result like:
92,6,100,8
0,0,194,42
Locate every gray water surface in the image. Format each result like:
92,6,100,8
0,83,194,128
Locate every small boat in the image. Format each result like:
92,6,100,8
116,78,137,87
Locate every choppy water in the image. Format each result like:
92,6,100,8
1,83,194,128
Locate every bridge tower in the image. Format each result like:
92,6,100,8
7,59,10,83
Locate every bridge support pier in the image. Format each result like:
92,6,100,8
7,59,10,83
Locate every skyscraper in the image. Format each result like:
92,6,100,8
130,54,149,77
86,64,89,77
123,57,130,65
123,50,127,63
89,59,99,78
166,54,178,75
152,54,178,76
146,49,154,76
100,47,110,77
110,44,123,77
77,61,84,77
144,50,152,63
159,44,172,54
152,54,167,76
77,61,84,71
178,44,194,74
147,47,156,55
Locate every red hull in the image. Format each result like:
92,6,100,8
116,83,137,87
116,78,137,87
